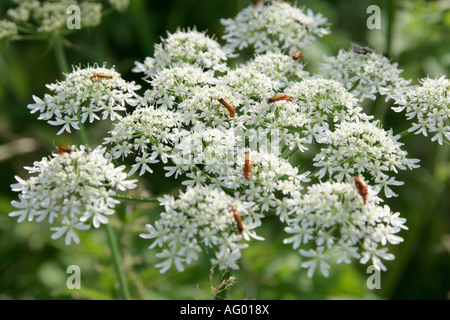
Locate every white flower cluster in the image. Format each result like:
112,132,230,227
28,64,141,135
140,186,263,273
103,106,185,175
167,128,311,218
0,19,18,39
9,146,137,245
391,75,450,145
320,48,411,102
133,28,228,77
313,121,420,198
221,1,330,54
139,65,227,126
6,0,102,33
284,181,407,277
283,77,372,144
243,51,310,88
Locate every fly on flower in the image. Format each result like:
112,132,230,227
351,43,373,55
90,73,113,80
230,205,244,235
354,175,368,204
57,146,73,155
290,50,304,62
244,152,253,180
267,94,291,104
217,98,236,117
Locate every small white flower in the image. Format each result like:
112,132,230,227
155,248,186,274
50,217,90,246
128,152,159,176
181,171,207,188
140,222,167,249
300,247,331,278
360,240,395,272
283,223,314,250
210,246,242,271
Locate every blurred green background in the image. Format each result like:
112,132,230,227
0,0,448,300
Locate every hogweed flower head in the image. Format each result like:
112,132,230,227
133,28,228,78
140,186,263,273
9,145,137,245
313,121,420,198
103,105,185,174
283,181,407,277
320,48,411,102
283,77,373,144
6,0,102,34
27,64,141,135
221,1,330,54
139,65,219,115
243,51,310,88
391,75,450,145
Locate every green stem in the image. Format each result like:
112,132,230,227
105,223,131,300
53,36,69,74
9,33,50,41
386,0,396,56
397,128,412,140
111,193,160,203
77,123,90,146
281,144,298,159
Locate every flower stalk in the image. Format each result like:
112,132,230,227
105,223,131,300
